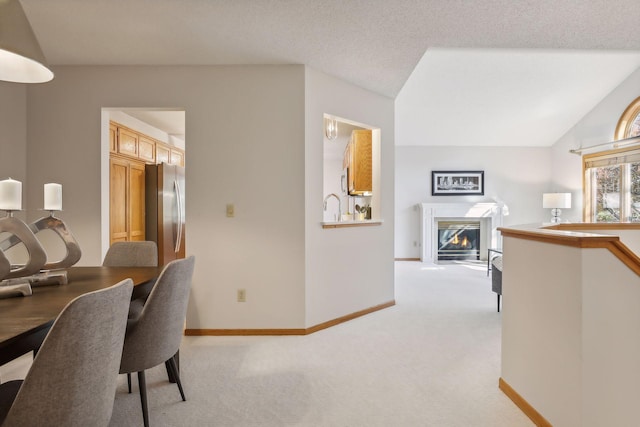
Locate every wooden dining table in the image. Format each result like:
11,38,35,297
0,266,163,366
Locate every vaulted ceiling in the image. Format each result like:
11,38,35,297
20,0,640,146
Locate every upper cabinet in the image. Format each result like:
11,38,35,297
138,136,156,163
109,121,184,166
118,127,139,157
109,123,117,152
344,130,372,195
156,144,170,164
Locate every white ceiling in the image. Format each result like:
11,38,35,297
397,48,640,147
121,109,186,142
19,0,640,147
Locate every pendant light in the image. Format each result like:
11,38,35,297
0,0,54,83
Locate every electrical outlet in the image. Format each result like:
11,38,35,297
226,203,235,217
237,289,246,302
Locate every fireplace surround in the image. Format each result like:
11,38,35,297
419,202,505,263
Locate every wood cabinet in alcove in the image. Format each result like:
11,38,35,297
343,129,372,195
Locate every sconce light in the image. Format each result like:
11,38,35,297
543,193,571,223
325,117,338,140
0,0,54,83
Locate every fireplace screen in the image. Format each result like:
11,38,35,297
437,221,480,260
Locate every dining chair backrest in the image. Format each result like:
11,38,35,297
103,241,158,267
119,256,195,374
2,278,133,427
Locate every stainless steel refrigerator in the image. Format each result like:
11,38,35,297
145,163,186,265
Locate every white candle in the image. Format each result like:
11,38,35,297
0,178,22,210
44,183,62,211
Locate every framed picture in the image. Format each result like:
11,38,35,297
431,171,484,196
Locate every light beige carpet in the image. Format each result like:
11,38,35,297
1,261,533,426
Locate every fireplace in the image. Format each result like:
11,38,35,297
419,202,505,263
437,221,480,260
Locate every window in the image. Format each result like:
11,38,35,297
584,97,640,222
615,95,640,140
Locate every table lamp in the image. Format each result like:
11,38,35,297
543,193,571,223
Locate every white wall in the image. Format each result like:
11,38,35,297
0,83,27,221
20,64,394,330
395,146,553,259
305,68,395,327
24,65,306,329
551,67,640,215
502,237,583,427
502,229,640,426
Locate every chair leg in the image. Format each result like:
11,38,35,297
127,373,132,393
497,294,501,312
167,355,186,401
137,371,150,427
165,350,179,383
165,360,175,383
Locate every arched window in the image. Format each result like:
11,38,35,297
615,95,640,140
584,97,640,222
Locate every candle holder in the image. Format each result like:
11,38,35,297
32,210,81,270
0,210,47,281
0,210,81,272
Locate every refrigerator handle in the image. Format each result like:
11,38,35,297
174,179,183,253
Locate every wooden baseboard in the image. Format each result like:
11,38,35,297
395,258,420,261
499,377,552,427
184,300,395,336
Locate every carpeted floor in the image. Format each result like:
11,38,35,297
2,261,533,426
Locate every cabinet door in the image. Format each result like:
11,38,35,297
156,144,170,164
110,157,129,244
129,161,146,241
110,156,146,244
347,130,372,195
138,136,155,163
109,124,117,153
170,148,184,166
118,128,138,157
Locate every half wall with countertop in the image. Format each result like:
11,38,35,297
498,223,640,426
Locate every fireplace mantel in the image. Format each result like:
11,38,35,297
419,202,505,262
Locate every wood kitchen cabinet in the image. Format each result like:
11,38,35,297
109,123,117,153
110,156,145,244
156,144,170,164
344,129,372,195
117,127,139,157
109,121,185,245
138,136,156,163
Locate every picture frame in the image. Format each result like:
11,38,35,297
431,171,484,196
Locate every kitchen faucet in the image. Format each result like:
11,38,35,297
323,193,342,221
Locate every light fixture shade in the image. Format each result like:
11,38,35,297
0,0,53,83
543,193,571,209
325,117,338,140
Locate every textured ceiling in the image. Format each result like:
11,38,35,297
19,0,640,146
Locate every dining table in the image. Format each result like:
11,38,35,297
0,266,163,366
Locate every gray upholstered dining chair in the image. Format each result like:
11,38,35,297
119,255,195,427
103,241,159,314
0,278,133,427
103,241,158,268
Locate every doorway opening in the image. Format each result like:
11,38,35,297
101,108,186,263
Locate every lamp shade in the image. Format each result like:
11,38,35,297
0,0,54,83
543,193,571,209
